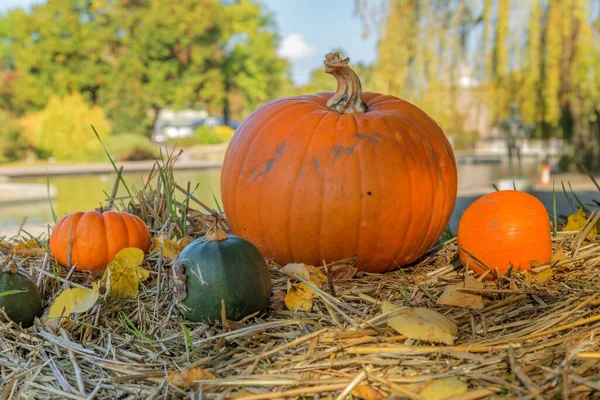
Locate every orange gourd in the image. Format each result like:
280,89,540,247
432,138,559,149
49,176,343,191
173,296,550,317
50,210,151,271
457,190,552,279
221,53,457,273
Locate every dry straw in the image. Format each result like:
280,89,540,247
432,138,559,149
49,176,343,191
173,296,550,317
0,154,599,399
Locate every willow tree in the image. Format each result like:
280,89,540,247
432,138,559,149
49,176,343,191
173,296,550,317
358,0,600,171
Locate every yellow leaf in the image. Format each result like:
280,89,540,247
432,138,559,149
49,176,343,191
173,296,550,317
285,282,317,312
551,247,566,264
404,378,468,400
382,302,457,345
280,263,327,288
524,268,553,286
13,239,45,257
437,276,484,309
563,208,597,238
48,283,99,320
150,235,184,260
351,383,386,400
102,247,149,299
168,367,215,388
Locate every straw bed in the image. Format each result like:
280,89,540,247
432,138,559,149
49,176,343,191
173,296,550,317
1,158,599,399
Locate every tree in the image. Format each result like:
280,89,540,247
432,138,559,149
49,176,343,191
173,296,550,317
0,0,117,113
220,0,288,124
0,0,289,136
358,0,600,171
35,93,111,162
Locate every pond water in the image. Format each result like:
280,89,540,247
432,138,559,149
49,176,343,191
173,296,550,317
1,162,598,235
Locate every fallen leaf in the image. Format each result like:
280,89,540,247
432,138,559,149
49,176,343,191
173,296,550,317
529,260,547,268
437,276,484,309
102,247,150,299
563,208,597,238
150,235,187,260
330,263,358,281
351,383,386,400
168,367,215,388
382,302,457,345
13,239,45,257
524,268,553,286
48,283,99,320
280,263,327,287
269,289,286,310
404,378,468,400
551,247,566,264
285,282,317,312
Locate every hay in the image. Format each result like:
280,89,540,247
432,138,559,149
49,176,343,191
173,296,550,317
1,155,600,399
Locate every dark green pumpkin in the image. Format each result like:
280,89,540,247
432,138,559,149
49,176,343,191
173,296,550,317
0,267,42,328
174,224,272,322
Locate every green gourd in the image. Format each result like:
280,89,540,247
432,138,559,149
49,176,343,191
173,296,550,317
0,264,42,328
174,220,272,322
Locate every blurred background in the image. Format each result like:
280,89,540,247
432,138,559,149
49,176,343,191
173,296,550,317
0,0,599,236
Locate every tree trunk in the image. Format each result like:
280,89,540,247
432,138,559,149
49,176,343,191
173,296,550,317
571,101,600,172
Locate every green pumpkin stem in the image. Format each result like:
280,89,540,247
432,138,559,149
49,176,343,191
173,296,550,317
205,219,228,242
324,52,367,114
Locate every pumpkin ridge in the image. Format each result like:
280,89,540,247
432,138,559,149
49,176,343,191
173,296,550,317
286,108,336,262
235,102,315,258
396,115,442,260
227,101,308,243
63,212,84,268
384,116,416,268
318,110,343,264
384,115,419,268
349,112,364,261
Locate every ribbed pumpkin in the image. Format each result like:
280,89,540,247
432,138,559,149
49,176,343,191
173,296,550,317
174,221,272,322
221,53,457,272
50,210,151,271
0,265,41,328
457,190,552,279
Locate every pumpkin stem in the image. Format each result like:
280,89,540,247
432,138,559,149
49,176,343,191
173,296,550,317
325,52,367,114
205,216,228,242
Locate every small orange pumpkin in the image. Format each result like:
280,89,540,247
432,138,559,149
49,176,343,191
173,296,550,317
221,53,457,272
457,190,552,279
50,211,151,271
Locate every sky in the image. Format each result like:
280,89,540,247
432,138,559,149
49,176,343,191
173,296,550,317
0,0,379,85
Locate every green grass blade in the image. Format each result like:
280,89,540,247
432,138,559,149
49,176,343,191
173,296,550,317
552,180,557,237
561,181,575,213
210,187,223,213
91,125,132,198
118,312,157,346
46,176,57,223
568,181,590,214
0,289,28,297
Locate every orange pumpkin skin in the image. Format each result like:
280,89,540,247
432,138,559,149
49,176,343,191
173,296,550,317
221,92,457,273
50,211,151,271
457,190,552,279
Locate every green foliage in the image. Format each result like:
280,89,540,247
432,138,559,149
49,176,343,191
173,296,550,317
356,0,600,171
95,134,158,162
35,93,111,162
1,0,288,138
0,110,29,163
195,126,234,145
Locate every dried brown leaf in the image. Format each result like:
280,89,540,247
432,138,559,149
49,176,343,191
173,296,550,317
167,367,215,388
382,302,457,345
351,383,387,400
330,263,358,281
437,276,484,309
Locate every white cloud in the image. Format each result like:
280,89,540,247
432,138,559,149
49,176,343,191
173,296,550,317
278,33,317,61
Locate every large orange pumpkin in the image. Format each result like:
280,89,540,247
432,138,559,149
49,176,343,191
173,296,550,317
221,53,457,272
457,190,552,279
50,210,151,271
